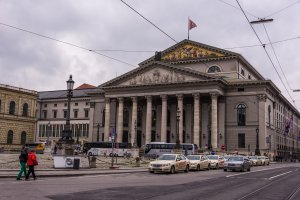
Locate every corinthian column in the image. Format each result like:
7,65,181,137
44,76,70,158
131,97,137,146
193,93,200,147
161,95,167,142
177,94,183,143
116,97,124,143
211,93,218,149
104,98,111,141
145,96,152,144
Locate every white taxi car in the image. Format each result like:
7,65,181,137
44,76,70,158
207,155,225,169
149,154,190,174
187,155,211,171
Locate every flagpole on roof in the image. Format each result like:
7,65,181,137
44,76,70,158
188,17,190,40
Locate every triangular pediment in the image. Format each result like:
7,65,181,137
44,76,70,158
139,39,238,66
101,62,215,88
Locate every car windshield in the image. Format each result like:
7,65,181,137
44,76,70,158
250,156,258,159
207,155,218,160
158,154,176,161
228,157,243,161
187,155,200,160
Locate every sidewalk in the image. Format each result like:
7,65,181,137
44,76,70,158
0,167,148,179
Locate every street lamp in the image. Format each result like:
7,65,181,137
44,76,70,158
61,75,74,141
255,128,261,156
134,119,137,147
47,121,51,146
175,107,181,150
97,123,100,142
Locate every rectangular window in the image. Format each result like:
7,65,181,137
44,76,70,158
75,103,78,106
86,102,89,106
238,88,244,92
74,110,78,118
64,103,67,107
63,110,67,118
44,104,47,108
43,110,47,119
54,104,57,107
238,133,245,148
53,110,57,118
85,109,89,118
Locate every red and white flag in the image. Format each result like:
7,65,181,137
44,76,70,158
188,18,197,30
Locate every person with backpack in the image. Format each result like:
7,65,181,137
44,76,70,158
25,149,38,180
16,146,28,180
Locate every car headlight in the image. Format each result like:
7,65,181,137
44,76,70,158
162,164,170,167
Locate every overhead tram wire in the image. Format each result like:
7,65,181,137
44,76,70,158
235,0,296,108
217,0,259,19
120,0,178,44
263,24,293,91
0,22,137,68
264,0,300,18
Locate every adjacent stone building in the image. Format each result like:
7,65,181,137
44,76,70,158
0,84,37,151
35,84,97,146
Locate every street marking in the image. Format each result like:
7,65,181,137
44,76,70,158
226,166,290,178
268,171,293,180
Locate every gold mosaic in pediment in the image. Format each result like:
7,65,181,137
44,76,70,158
161,44,225,62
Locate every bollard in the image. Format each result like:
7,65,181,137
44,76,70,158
135,157,140,167
88,155,96,168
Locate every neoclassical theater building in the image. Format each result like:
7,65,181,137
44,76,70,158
88,39,299,158
36,40,300,158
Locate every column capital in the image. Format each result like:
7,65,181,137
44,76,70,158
146,95,152,102
131,96,137,103
118,97,124,102
193,93,200,100
160,94,168,101
257,94,267,102
210,93,219,98
105,97,110,103
177,94,183,101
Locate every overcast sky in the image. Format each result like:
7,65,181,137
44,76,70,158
0,0,299,108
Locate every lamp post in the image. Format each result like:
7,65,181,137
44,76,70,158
58,75,74,156
97,123,100,142
175,107,180,150
134,119,137,147
255,128,261,156
76,124,79,144
47,121,51,146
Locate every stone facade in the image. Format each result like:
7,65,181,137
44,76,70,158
0,84,37,151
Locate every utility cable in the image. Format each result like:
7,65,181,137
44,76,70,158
0,22,137,68
120,0,178,43
235,0,296,108
263,24,293,91
217,0,259,19
265,0,300,18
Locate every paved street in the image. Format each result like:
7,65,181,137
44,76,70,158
1,163,299,200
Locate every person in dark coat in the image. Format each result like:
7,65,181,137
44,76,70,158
26,149,38,180
16,147,28,180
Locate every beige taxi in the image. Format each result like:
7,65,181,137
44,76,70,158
187,155,211,171
148,154,190,174
207,155,225,169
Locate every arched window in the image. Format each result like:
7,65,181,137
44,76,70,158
237,104,246,126
208,66,221,73
7,130,13,144
21,131,27,145
22,103,28,117
9,101,16,115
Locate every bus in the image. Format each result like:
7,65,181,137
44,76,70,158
24,142,45,154
83,142,132,157
144,142,198,158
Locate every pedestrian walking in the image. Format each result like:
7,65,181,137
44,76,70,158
16,146,28,180
54,144,57,154
26,149,38,180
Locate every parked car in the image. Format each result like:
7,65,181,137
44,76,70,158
187,155,211,171
223,156,251,172
259,156,270,165
249,156,262,166
148,154,190,174
207,155,225,169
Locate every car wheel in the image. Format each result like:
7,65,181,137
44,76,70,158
185,165,189,173
241,166,245,172
88,152,92,156
207,164,211,170
216,164,219,169
247,167,251,172
197,165,201,171
224,169,227,172
170,166,175,174
149,171,154,174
